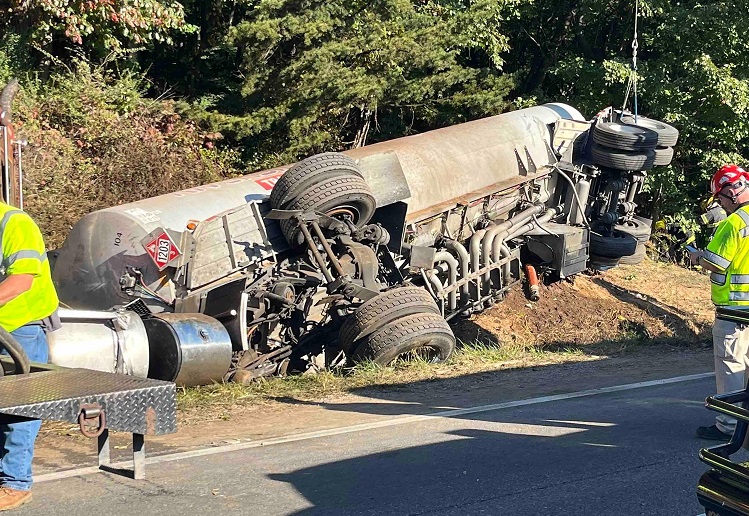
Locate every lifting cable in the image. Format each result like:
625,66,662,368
621,0,640,122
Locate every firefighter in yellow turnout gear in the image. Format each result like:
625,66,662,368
0,201,59,511
690,164,749,441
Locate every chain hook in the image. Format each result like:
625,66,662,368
621,0,640,121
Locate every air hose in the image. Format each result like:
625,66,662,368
0,326,30,375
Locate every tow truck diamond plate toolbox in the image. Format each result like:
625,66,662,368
0,361,176,478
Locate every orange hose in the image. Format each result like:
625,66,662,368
525,264,540,301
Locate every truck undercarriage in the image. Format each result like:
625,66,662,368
2,79,680,387
50,104,678,386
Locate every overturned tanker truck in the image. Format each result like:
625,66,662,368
49,101,678,386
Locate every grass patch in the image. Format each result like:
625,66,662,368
178,371,348,411
451,340,586,366
177,340,599,417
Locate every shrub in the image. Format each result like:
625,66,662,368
10,61,242,248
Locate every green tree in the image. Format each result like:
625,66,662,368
175,0,521,164
0,0,195,59
507,0,749,224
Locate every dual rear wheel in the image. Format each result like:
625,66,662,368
339,286,456,366
270,155,457,367
270,152,377,246
590,114,679,171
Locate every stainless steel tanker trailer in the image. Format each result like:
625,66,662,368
46,101,678,386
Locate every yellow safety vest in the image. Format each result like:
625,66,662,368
0,203,59,331
705,205,749,306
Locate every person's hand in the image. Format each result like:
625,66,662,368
688,248,704,265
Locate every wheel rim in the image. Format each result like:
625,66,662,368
326,205,362,224
386,335,451,365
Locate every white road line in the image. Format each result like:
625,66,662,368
36,371,713,484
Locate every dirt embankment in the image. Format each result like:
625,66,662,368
456,258,713,353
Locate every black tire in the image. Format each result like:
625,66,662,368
592,122,659,152
619,115,679,147
589,229,638,258
590,143,656,171
589,254,621,270
350,312,456,366
618,242,647,265
270,152,363,210
616,216,652,244
339,287,439,354
278,174,377,246
653,146,674,167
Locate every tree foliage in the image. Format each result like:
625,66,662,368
1,0,194,57
171,0,520,163
4,0,749,229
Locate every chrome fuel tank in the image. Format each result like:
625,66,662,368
47,309,150,377
144,313,233,387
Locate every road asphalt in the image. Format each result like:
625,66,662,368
13,373,739,516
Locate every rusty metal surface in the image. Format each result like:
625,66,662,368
346,110,558,218
404,169,552,224
0,367,176,435
353,150,411,207
1,80,23,208
0,79,19,125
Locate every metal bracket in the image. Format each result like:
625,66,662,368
515,146,540,177
326,276,379,301
266,209,304,220
409,246,437,270
278,211,382,301
79,403,107,438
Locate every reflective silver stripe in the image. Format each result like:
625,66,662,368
704,250,731,269
742,227,749,238
0,209,22,232
732,274,749,284
711,273,727,284
737,209,749,228
0,209,34,270
5,250,47,266
729,292,749,301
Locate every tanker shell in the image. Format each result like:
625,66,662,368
52,103,583,311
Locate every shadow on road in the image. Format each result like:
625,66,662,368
269,340,711,419
268,381,709,515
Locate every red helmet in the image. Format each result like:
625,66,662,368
711,164,749,195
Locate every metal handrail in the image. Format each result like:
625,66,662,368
700,448,749,483
706,393,749,423
700,389,749,484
